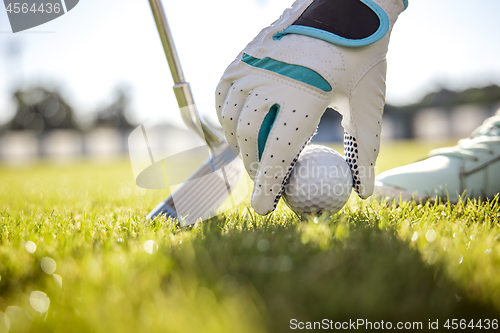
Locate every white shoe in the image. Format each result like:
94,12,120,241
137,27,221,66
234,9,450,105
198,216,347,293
375,110,500,202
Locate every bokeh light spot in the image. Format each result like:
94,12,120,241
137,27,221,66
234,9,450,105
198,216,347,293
29,291,50,313
53,274,63,288
257,239,270,252
25,241,36,254
426,230,437,242
428,252,438,265
144,240,158,254
4,306,31,333
40,257,57,275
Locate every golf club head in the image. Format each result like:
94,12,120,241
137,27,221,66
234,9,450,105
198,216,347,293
146,142,245,225
128,119,247,226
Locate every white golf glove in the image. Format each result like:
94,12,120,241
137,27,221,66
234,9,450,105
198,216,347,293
216,0,408,215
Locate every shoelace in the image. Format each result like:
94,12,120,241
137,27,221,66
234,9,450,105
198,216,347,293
429,112,500,161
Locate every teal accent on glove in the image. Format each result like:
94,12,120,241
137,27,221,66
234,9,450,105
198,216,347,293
241,54,332,92
273,0,390,48
403,0,408,10
258,104,280,161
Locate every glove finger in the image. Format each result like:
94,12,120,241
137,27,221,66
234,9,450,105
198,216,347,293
219,81,252,152
235,86,279,181
341,60,387,198
215,79,233,125
250,99,325,215
215,56,247,123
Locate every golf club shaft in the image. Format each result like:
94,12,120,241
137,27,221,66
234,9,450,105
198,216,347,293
148,0,224,145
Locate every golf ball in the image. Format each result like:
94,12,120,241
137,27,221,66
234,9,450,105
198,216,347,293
283,145,352,216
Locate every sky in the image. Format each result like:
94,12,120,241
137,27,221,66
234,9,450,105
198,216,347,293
1,0,500,128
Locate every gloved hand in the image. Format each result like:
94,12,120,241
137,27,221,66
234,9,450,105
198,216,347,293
216,0,408,215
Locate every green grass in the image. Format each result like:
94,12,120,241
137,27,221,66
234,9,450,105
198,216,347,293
1,140,499,332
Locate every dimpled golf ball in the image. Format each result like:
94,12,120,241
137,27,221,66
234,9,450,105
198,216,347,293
283,145,352,216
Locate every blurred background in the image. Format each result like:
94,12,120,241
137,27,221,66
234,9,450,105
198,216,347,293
1,0,500,165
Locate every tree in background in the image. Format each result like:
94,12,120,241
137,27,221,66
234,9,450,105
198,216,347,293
93,85,135,131
9,87,77,134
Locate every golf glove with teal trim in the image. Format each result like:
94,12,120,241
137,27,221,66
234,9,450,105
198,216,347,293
216,0,407,215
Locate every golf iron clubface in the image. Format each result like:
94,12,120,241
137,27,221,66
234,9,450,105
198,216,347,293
145,142,244,226
134,0,246,225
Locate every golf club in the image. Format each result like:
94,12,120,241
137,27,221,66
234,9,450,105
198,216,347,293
145,0,244,225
